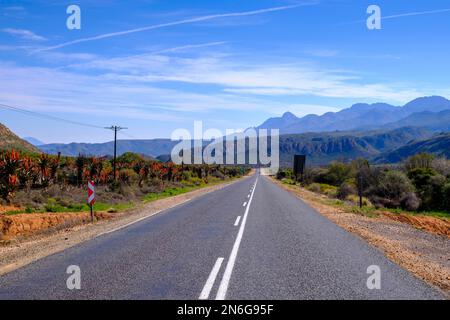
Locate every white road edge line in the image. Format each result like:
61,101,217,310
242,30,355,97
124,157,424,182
216,177,259,300
234,216,241,226
199,257,224,300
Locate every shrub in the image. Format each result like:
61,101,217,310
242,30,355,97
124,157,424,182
276,168,293,180
368,170,415,208
346,194,372,207
316,162,352,186
400,192,421,211
408,168,437,190
432,158,450,178
307,183,321,193
408,169,446,210
181,170,192,181
337,181,356,200
443,183,450,212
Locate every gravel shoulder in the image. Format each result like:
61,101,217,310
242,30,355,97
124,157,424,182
0,177,248,276
270,177,450,297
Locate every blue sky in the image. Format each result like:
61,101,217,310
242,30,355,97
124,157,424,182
0,0,449,143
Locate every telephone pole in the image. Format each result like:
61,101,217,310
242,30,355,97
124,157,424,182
105,126,128,181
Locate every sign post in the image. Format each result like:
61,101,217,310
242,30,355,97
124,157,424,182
88,180,95,222
293,155,306,183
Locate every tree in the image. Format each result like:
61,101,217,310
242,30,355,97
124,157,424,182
404,153,435,171
369,170,415,208
322,162,353,186
443,183,450,212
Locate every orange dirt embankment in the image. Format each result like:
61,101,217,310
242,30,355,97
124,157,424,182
380,212,450,238
0,212,112,240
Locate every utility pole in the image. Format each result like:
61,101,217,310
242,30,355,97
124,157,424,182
358,173,363,208
105,125,128,181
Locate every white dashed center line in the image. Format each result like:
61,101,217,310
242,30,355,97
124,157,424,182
216,177,259,300
234,216,241,226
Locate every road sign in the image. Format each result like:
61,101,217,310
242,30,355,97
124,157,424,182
88,180,95,205
88,181,95,222
293,155,306,181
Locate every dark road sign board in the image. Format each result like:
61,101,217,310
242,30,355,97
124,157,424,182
293,155,306,178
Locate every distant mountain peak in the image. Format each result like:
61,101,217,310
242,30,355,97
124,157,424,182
23,137,45,146
403,96,450,113
257,96,450,134
281,111,297,119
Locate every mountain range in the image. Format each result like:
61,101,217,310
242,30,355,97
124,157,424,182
39,139,179,158
373,133,450,164
257,96,450,134
2,96,450,166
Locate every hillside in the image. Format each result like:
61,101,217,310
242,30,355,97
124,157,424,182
258,96,450,134
277,127,431,166
383,110,450,132
0,123,40,153
37,127,431,166
39,139,179,158
373,133,450,164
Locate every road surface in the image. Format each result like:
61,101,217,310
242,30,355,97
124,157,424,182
0,172,444,299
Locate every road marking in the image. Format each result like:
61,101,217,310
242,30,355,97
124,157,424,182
247,194,250,198
216,178,259,300
243,202,247,207
199,257,224,300
234,216,241,226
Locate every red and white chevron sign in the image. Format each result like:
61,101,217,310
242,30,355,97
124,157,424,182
87,181,95,205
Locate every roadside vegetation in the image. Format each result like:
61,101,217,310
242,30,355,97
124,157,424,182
0,149,250,215
276,153,450,219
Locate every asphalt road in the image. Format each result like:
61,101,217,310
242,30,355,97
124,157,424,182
0,171,444,300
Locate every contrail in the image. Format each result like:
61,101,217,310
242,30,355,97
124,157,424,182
35,4,309,52
382,8,450,20
343,8,450,25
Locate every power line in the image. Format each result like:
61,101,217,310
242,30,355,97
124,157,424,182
0,102,105,129
119,131,139,140
1,103,132,179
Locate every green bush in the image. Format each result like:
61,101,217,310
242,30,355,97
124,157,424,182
337,181,357,200
276,168,293,180
443,183,450,212
306,183,321,193
369,170,415,208
307,183,337,198
346,195,372,207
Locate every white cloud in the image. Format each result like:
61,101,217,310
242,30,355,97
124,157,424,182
68,50,428,103
2,28,47,41
0,62,290,121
